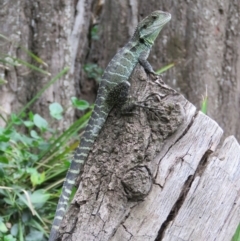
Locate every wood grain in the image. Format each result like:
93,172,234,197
60,66,239,241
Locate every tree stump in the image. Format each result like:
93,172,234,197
58,65,240,241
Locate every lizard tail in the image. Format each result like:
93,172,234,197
48,99,110,241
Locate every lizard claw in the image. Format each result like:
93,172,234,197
149,72,164,84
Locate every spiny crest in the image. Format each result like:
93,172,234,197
134,10,171,45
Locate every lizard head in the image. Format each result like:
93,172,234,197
136,10,171,46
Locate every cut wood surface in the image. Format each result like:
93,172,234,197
59,65,240,241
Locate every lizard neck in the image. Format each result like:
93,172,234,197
102,37,151,84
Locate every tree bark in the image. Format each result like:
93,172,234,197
0,0,93,129
1,0,240,140
58,66,240,241
88,0,240,141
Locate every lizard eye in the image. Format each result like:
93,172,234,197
152,15,157,20
142,24,148,29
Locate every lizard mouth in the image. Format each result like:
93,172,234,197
154,12,171,30
144,12,171,37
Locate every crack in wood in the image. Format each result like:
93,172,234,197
174,109,198,145
155,148,213,241
155,174,194,241
122,224,133,240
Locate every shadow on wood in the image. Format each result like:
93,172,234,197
59,65,240,241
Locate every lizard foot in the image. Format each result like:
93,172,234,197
148,72,165,84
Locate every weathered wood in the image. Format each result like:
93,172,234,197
162,135,240,241
59,65,240,241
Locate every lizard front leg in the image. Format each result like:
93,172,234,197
139,51,162,80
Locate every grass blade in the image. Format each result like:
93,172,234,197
20,46,48,67
12,58,50,75
6,67,69,130
156,63,175,74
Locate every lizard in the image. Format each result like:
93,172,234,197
48,10,171,241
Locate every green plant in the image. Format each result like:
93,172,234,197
0,33,49,77
156,62,175,74
201,88,208,114
90,25,100,40
0,98,91,241
0,37,92,239
232,224,240,241
83,63,103,82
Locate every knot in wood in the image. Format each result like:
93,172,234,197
147,101,184,140
121,166,152,201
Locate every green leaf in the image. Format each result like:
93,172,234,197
11,132,33,146
28,112,34,121
91,25,99,40
0,134,10,142
49,103,63,120
0,142,9,152
26,168,45,186
23,121,34,128
3,235,16,241
0,166,5,178
30,190,50,208
83,63,103,82
232,224,240,241
156,63,175,74
25,229,44,241
30,172,45,187
10,114,22,125
201,96,208,114
0,221,8,233
10,224,18,237
33,114,48,130
0,156,8,164
71,97,89,110
30,130,41,139
3,197,13,206
21,212,30,222
0,78,8,84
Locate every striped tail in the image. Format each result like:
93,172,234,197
48,99,110,241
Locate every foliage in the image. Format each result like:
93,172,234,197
83,63,103,83
90,25,100,40
232,224,240,241
71,97,89,111
201,88,208,114
0,40,92,240
201,95,208,114
0,99,92,241
85,24,103,82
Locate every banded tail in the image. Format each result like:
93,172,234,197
48,87,111,241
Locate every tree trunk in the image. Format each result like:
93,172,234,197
58,66,240,241
0,0,94,129
1,0,239,140
88,0,240,141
